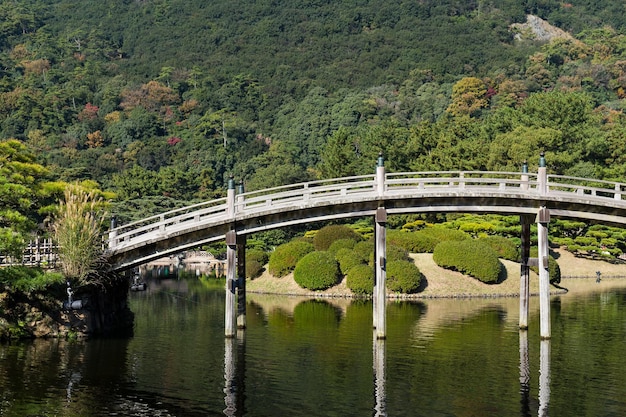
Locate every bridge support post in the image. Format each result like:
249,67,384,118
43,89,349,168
374,207,387,339
519,215,533,330
225,230,237,337
237,234,247,329
537,207,551,339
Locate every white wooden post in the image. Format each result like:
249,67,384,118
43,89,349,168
225,230,237,337
374,207,387,339
519,215,532,330
537,207,551,339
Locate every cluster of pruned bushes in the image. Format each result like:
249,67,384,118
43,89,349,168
260,219,564,294
266,224,423,295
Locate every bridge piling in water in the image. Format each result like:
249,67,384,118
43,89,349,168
537,155,551,339
374,207,387,339
519,215,532,330
236,232,247,330
537,207,551,339
374,155,387,339
225,230,237,338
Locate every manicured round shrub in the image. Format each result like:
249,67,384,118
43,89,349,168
268,240,314,277
387,244,409,262
386,260,422,293
433,239,502,284
353,240,374,264
346,264,374,295
313,224,362,251
335,247,366,275
245,248,269,279
328,238,357,255
479,235,520,262
294,251,341,290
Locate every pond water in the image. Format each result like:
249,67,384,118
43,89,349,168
1,274,626,416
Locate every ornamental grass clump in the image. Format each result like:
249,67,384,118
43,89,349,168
268,240,314,278
52,185,107,284
293,251,340,290
433,239,502,284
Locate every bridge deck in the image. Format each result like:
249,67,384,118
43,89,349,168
105,171,626,271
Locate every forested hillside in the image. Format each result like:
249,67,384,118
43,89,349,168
2,0,626,224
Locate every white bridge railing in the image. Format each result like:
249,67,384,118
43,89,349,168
106,170,626,253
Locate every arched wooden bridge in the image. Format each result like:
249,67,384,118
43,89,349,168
104,157,626,339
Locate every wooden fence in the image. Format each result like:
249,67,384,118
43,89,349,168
0,238,59,268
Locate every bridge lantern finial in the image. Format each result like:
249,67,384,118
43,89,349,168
539,152,546,168
110,215,117,229
522,160,528,173
377,152,384,167
237,181,244,194
228,175,235,190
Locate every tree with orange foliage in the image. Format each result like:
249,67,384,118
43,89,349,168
446,77,488,117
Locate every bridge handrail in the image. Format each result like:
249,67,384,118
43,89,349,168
107,170,626,258
237,175,376,211
547,174,625,200
112,197,228,233
385,171,538,188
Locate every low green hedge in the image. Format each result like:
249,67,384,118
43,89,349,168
268,240,314,277
388,227,470,253
336,247,366,275
346,264,374,295
386,260,422,293
433,239,502,284
294,251,341,290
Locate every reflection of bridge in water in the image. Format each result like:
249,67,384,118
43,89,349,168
222,294,557,416
106,154,626,340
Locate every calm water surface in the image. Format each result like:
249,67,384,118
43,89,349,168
2,275,626,416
